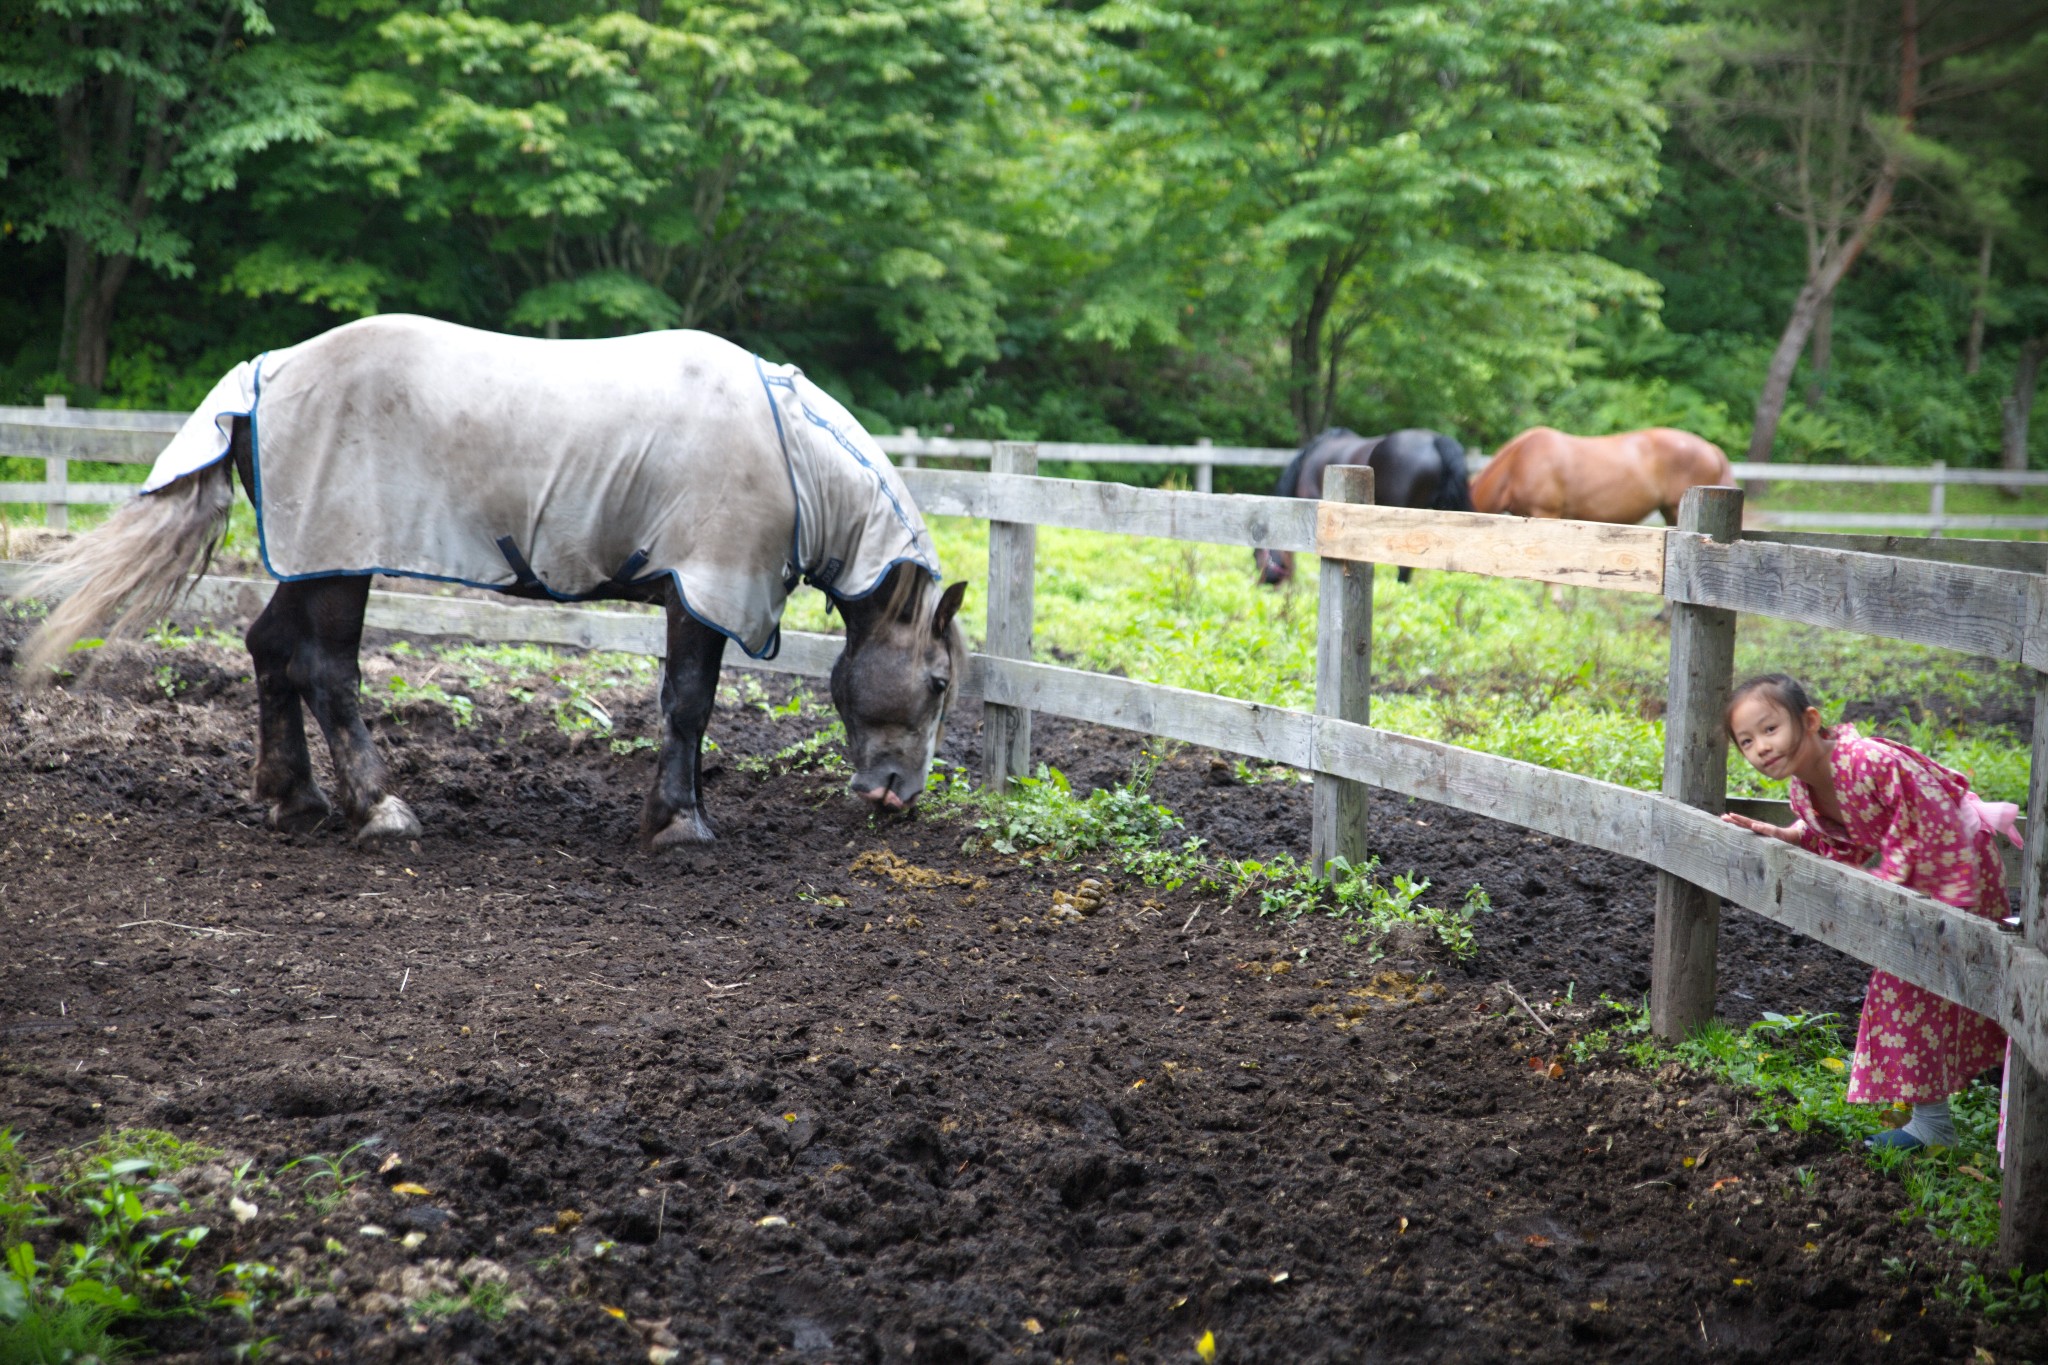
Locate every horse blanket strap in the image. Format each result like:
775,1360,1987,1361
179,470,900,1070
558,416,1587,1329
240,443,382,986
495,539,654,600
137,315,940,659
494,536,543,590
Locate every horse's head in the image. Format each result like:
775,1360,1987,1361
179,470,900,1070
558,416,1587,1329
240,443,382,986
831,564,968,811
1253,546,1295,585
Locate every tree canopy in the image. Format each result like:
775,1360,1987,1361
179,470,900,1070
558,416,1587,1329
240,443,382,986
1,0,2043,469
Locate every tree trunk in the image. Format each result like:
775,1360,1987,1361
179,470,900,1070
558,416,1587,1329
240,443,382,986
65,248,133,392
1965,229,1993,376
1750,0,1917,465
2004,335,2045,498
1804,293,1833,409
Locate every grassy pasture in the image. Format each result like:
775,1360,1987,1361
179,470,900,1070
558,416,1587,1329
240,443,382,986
784,515,2033,808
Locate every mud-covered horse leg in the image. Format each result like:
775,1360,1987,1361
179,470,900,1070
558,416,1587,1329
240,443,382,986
245,583,333,832
641,590,728,850
294,575,420,843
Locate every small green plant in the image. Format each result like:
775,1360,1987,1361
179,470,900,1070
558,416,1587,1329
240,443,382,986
969,755,1180,860
551,675,613,737
152,664,190,700
277,1139,381,1217
383,674,476,727
737,720,850,777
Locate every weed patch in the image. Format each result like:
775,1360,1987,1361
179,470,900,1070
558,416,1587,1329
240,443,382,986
1573,1002,2047,1321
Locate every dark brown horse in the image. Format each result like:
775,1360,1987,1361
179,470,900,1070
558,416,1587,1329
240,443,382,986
1253,428,1473,585
1470,426,1732,524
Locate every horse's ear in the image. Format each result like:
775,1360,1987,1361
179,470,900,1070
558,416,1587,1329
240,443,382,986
932,580,967,637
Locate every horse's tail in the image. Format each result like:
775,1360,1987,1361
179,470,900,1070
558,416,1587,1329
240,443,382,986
16,459,235,679
1431,434,1474,513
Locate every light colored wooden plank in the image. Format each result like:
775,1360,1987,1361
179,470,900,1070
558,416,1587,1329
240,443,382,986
1315,501,1668,593
0,406,185,432
1653,487,1742,1040
0,422,167,463
1312,464,1373,874
2003,676,2048,1265
1666,532,2041,666
1743,530,2048,575
974,655,1317,770
982,443,1038,789
0,482,138,505
901,469,1320,553
1727,797,2025,888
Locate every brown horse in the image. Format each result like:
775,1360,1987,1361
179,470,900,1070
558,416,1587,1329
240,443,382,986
1470,426,1733,524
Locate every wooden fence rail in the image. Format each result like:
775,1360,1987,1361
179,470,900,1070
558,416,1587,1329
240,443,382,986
7,402,2048,533
4,440,2048,1259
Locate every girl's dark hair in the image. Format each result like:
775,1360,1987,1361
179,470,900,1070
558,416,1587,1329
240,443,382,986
1724,673,1827,739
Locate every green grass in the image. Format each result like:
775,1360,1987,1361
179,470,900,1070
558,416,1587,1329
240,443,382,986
788,517,2030,806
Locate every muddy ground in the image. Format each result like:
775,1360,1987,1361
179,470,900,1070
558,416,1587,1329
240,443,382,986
1,609,2041,1364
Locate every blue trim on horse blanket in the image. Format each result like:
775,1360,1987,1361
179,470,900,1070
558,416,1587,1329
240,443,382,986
139,316,941,660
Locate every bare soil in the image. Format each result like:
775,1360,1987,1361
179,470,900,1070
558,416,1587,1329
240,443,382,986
1,610,2040,1364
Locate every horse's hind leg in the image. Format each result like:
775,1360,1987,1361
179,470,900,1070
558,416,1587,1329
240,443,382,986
246,584,332,832
295,575,421,844
640,588,727,850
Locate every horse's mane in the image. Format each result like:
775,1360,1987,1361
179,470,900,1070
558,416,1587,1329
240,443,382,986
1430,433,1474,513
864,562,966,672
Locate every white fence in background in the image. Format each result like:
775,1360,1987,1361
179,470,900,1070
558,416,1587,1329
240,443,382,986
3,398,2046,535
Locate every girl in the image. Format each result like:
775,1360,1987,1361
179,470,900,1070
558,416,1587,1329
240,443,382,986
1720,674,2021,1152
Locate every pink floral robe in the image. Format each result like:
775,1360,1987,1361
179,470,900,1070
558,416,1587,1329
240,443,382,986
1786,725,2008,1104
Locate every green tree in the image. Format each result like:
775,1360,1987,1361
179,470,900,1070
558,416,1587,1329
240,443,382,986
1083,0,1671,441
0,0,321,390
224,0,1076,366
1671,0,2048,463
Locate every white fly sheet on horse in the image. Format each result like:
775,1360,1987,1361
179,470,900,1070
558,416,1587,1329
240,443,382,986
143,315,939,658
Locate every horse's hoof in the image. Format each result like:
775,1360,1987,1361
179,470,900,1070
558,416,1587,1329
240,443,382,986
353,795,422,845
647,810,716,850
264,786,333,834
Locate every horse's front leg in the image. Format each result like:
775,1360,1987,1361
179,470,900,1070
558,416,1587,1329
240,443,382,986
245,583,332,832
640,596,727,850
294,575,421,844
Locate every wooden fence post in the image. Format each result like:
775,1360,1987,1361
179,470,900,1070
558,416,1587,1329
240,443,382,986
1311,464,1373,876
982,440,1037,790
43,394,68,531
1999,670,2048,1267
1194,437,1214,495
1929,460,1946,538
1652,484,1744,1041
898,428,919,471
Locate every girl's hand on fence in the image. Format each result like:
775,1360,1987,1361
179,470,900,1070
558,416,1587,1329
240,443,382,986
1720,812,1802,842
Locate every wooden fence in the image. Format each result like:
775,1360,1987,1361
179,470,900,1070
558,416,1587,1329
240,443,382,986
5,426,2048,1263
7,400,2048,535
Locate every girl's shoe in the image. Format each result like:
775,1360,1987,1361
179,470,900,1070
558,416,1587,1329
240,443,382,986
1865,1128,1938,1153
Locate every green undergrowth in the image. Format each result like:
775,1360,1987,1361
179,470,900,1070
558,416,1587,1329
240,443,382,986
1573,1003,2046,1321
0,1127,282,1364
951,752,1493,959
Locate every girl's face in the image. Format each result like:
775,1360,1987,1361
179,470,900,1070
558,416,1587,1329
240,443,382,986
1728,694,1822,780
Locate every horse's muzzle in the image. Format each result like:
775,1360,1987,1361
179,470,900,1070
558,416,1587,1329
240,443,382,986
858,785,916,812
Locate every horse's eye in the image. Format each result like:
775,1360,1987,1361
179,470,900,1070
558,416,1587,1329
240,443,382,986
929,676,949,696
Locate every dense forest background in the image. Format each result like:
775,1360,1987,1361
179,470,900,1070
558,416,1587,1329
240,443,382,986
3,0,2045,480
